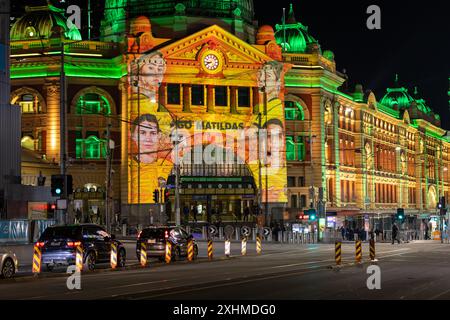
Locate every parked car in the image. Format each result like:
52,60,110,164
37,224,126,271
136,226,198,262
0,250,18,279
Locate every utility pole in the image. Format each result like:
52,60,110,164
105,123,113,233
174,116,181,226
60,37,68,225
87,0,91,40
263,75,269,227
257,112,263,225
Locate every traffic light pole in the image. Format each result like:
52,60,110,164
59,40,68,225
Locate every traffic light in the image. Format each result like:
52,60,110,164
396,208,405,222
51,175,73,197
153,189,160,203
308,209,317,221
163,189,170,203
439,197,447,215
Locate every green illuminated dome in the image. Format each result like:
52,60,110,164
380,75,415,109
412,87,433,115
10,4,81,41
274,4,318,53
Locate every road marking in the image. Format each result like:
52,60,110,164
108,279,170,290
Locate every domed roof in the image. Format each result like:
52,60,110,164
10,4,81,41
412,87,433,115
380,75,415,109
256,25,275,45
274,4,318,53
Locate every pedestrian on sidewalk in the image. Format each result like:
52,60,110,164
392,223,401,244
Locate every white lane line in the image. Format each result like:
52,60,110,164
107,279,171,290
428,288,450,300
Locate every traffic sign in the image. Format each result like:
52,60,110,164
208,225,218,235
263,227,271,237
241,226,251,237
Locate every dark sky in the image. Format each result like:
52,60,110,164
256,0,450,129
10,1,450,129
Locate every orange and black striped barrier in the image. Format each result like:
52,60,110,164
241,237,247,256
207,239,214,260
110,243,117,269
256,234,262,255
370,239,376,262
76,245,83,272
32,244,41,274
335,241,342,266
140,242,147,267
187,239,194,262
165,241,172,264
355,240,362,264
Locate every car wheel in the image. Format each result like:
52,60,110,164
84,251,96,271
45,264,54,272
1,258,15,279
118,249,126,268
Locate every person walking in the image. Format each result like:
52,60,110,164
192,205,198,223
392,223,401,244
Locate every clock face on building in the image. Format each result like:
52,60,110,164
203,54,220,71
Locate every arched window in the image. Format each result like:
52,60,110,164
76,93,111,115
284,101,305,120
17,93,41,113
286,136,296,161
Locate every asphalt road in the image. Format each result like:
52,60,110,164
1,241,450,300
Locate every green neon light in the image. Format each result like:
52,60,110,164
11,64,126,79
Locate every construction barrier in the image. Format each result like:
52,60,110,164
370,239,376,262
140,242,147,267
187,239,194,262
76,245,83,272
111,243,117,269
207,239,214,260
256,234,262,255
225,239,231,257
32,245,41,274
165,241,172,264
335,241,342,265
241,237,247,256
355,240,362,264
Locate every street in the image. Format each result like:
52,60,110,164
2,241,450,300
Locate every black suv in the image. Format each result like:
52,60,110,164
37,224,126,271
136,226,198,262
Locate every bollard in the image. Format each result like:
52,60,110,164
76,245,83,272
187,239,194,262
335,241,342,265
207,239,214,260
140,242,147,267
202,226,207,240
122,224,127,236
252,228,257,241
110,243,117,269
241,237,247,256
225,239,231,258
32,244,42,274
256,234,262,255
219,227,224,240
355,240,362,264
235,227,240,241
165,241,172,264
370,239,376,262
278,231,282,243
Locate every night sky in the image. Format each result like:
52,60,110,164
10,1,450,129
256,1,450,129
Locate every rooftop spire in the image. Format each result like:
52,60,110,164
287,3,297,24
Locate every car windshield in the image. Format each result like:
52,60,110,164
40,226,82,240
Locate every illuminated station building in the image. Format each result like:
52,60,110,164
9,1,450,232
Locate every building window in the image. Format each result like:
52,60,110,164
17,93,41,114
286,136,296,161
237,87,250,107
297,136,305,161
21,136,35,151
76,93,111,115
285,101,305,120
76,133,106,160
300,195,307,208
287,176,296,187
298,177,305,187
191,85,205,105
290,194,298,208
167,84,181,105
215,86,228,107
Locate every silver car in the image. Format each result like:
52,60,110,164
0,250,18,279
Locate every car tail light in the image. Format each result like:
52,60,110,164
67,241,82,248
165,230,169,239
137,231,142,239
35,242,45,248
